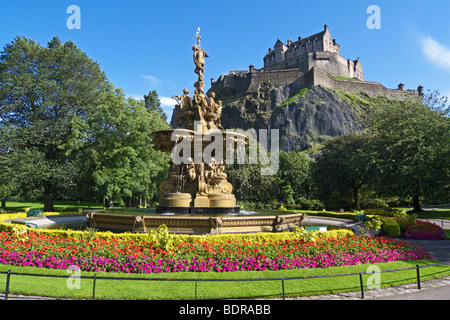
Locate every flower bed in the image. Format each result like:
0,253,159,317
0,228,434,273
399,219,446,240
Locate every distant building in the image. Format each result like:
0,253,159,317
263,25,364,81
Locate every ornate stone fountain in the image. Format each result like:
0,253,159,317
151,28,246,214
86,29,305,234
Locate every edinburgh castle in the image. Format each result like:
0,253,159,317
209,25,423,100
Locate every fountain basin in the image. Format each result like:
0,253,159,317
85,211,306,234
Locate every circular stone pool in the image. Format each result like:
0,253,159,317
85,208,307,234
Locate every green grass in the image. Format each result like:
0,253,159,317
1,260,449,300
416,209,450,220
279,86,311,107
3,200,104,212
331,75,361,81
445,229,450,239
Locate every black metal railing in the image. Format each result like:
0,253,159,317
1,261,449,300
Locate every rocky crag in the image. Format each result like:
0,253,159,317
171,83,374,152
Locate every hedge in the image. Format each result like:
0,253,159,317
0,211,82,222
378,217,401,237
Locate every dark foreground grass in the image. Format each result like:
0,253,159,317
1,260,449,300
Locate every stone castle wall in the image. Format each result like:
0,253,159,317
310,68,421,99
264,51,363,81
209,66,420,100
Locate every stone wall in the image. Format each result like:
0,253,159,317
247,68,308,92
310,68,420,99
209,66,420,101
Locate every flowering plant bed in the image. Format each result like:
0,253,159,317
398,219,446,240
0,226,433,274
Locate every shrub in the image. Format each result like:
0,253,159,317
359,198,389,209
363,208,406,216
378,217,401,237
0,212,27,222
295,197,325,210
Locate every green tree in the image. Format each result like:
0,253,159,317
90,85,170,208
276,150,314,201
144,89,167,122
314,132,372,210
0,133,16,209
225,135,276,203
364,92,449,211
0,37,108,211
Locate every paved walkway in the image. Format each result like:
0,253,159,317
6,215,86,228
302,215,365,233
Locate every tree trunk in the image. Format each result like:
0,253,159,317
43,184,55,212
411,195,424,212
353,186,360,210
1,199,6,210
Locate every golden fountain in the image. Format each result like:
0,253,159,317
86,29,305,234
151,28,246,214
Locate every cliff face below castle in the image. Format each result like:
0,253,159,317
171,84,370,152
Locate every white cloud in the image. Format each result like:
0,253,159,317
126,94,176,107
140,74,160,84
421,36,450,72
160,96,176,107
126,94,143,101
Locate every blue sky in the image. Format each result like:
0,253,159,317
1,0,449,120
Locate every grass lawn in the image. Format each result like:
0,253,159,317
417,209,450,220
1,260,449,300
3,200,104,212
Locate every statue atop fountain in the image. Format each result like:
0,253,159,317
152,28,247,214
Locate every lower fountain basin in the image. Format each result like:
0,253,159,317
85,210,306,234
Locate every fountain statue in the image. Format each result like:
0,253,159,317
151,28,247,214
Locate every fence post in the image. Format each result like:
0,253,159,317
359,273,365,299
281,279,285,300
416,265,421,290
195,280,198,300
92,274,97,300
5,270,11,300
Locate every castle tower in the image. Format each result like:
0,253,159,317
263,25,363,81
